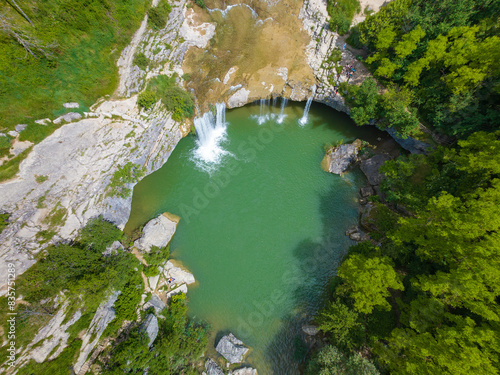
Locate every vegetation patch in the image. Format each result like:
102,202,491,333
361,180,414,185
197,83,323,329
148,0,172,30
0,146,33,182
133,52,150,71
327,0,361,35
106,162,145,198
0,213,9,235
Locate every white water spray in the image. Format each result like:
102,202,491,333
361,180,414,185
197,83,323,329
258,98,269,125
299,85,317,126
193,102,228,166
277,97,288,124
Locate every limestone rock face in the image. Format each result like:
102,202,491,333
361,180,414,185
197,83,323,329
53,112,82,125
141,314,159,347
227,88,250,109
386,127,430,154
205,358,224,375
142,293,166,314
324,139,362,174
166,284,188,299
134,214,177,252
216,333,249,364
360,154,391,185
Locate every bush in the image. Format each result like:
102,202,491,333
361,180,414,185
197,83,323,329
133,52,149,70
163,86,194,121
79,216,122,253
143,245,170,267
148,0,172,30
327,0,361,35
0,136,12,157
194,0,205,8
0,213,9,235
138,90,158,109
114,273,144,321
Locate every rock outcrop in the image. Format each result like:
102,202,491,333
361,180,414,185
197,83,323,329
140,313,159,347
142,294,166,314
323,139,362,174
164,260,196,286
360,154,391,186
134,213,178,252
205,358,224,375
231,368,258,375
216,333,249,364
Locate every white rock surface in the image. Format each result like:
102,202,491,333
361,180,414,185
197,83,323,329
15,124,27,132
164,260,195,286
53,112,82,125
63,102,80,109
324,139,362,174
166,284,188,299
231,368,258,375
73,291,120,374
16,301,82,365
134,214,178,252
142,293,166,314
216,333,249,364
227,88,251,109
34,118,51,125
140,313,159,347
7,130,18,137
205,358,224,375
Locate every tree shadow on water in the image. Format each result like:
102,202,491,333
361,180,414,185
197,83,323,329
265,184,356,374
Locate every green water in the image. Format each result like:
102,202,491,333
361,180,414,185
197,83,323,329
126,102,383,374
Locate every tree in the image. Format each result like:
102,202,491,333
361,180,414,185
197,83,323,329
306,345,379,375
317,298,362,350
79,216,122,253
344,78,380,125
338,254,403,314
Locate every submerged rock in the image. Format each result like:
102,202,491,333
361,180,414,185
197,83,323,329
323,139,362,174
134,213,178,252
216,333,249,364
140,314,159,347
205,358,224,375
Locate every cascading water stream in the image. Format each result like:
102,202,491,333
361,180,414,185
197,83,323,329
277,97,288,124
193,102,228,167
258,98,269,125
298,85,317,126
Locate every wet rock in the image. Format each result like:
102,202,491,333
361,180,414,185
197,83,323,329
134,214,178,252
360,186,374,197
302,325,319,336
227,88,250,108
360,154,391,185
15,124,27,132
205,359,224,375
63,102,80,109
386,127,430,154
324,139,362,174
53,112,82,125
140,314,159,347
216,333,249,364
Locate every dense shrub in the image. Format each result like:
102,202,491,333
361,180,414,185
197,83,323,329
163,86,195,121
148,0,172,30
133,52,150,70
0,136,12,157
138,90,158,109
327,0,361,35
194,0,206,8
114,273,144,321
79,216,122,253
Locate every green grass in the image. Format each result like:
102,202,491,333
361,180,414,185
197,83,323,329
0,146,33,182
148,0,172,30
106,162,145,198
133,52,150,70
0,213,9,235
35,175,48,183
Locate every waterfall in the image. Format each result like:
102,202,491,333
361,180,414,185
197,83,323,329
258,98,269,125
299,85,317,126
277,97,288,124
193,102,228,166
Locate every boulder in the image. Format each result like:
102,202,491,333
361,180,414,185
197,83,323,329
134,213,178,252
15,124,27,132
231,368,258,375
7,130,19,138
360,154,391,185
143,294,165,314
164,261,195,285
0,132,6,137
216,333,249,364
140,314,159,347
227,88,250,108
35,118,51,125
103,240,124,256
53,112,82,125
302,325,319,336
205,359,224,375
324,139,362,174
63,102,80,109
148,274,160,291
360,186,374,197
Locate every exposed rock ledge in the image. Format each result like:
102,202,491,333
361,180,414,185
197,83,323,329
0,0,213,296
